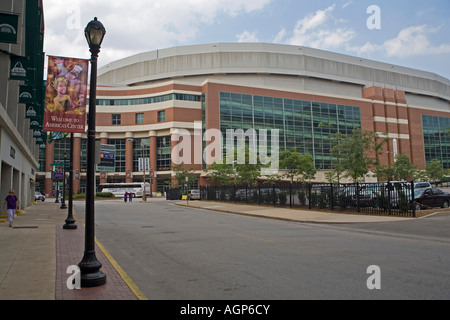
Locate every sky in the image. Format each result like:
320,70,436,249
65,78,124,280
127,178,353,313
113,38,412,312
42,0,450,80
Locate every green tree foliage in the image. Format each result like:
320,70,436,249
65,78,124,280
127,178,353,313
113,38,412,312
331,128,387,182
279,149,316,183
375,153,417,181
426,158,445,185
206,146,262,186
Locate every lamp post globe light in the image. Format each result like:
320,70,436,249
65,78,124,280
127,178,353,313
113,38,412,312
77,17,106,287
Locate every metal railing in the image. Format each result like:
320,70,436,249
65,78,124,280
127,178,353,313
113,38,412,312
199,181,417,217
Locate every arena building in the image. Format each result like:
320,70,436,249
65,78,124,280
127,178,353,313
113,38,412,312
37,43,450,197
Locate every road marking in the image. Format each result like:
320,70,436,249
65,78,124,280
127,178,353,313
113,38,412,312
95,237,148,300
234,233,274,243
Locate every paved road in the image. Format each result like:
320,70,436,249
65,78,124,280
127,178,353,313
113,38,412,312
76,199,450,300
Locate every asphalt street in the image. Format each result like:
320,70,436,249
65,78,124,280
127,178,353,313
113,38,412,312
75,199,450,300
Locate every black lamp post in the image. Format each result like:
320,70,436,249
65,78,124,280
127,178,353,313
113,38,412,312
78,17,106,287
63,133,77,229
60,152,67,209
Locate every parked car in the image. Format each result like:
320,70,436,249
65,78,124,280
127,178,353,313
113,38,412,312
412,187,450,210
189,189,201,200
414,182,431,189
35,191,45,201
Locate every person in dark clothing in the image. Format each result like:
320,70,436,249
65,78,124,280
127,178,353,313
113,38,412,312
3,189,19,228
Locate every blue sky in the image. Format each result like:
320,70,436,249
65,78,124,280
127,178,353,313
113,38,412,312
43,0,450,79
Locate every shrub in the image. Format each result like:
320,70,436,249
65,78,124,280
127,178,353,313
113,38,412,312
95,192,114,198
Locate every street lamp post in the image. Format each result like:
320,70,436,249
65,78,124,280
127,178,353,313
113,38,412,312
60,153,67,209
78,17,106,287
63,133,77,229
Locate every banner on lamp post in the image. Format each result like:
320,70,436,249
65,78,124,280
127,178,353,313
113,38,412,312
43,56,89,133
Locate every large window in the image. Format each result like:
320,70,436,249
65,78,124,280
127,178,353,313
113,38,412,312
423,115,450,169
218,92,362,170
108,139,126,172
157,136,171,171
133,138,150,172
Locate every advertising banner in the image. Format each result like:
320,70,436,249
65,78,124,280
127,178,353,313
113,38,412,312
43,56,89,133
97,144,116,172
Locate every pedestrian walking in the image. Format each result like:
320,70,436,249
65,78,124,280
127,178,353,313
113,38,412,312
128,192,133,203
124,192,128,203
3,189,19,228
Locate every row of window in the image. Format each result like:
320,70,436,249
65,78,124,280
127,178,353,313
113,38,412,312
111,110,165,125
94,93,201,106
44,136,172,174
217,92,362,170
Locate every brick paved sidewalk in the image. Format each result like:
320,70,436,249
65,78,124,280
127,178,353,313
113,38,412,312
55,225,138,300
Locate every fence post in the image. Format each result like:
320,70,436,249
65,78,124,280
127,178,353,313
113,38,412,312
308,183,312,210
356,182,360,213
272,184,276,206
411,181,416,218
258,185,261,205
245,184,248,204
289,183,292,208
330,183,334,211
387,181,392,216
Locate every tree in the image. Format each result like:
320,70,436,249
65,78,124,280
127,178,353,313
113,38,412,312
172,163,197,189
234,146,262,186
329,132,346,183
393,153,417,181
205,161,235,186
331,128,387,183
375,153,417,181
279,149,316,183
206,146,262,186
426,158,445,186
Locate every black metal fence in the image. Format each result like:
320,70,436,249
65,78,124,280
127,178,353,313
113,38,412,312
199,181,418,217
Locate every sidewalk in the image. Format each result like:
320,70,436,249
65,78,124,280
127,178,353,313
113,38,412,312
175,200,415,223
0,201,139,300
0,198,414,300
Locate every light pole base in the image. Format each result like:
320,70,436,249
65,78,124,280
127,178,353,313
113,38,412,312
63,222,77,229
80,270,106,288
78,251,107,287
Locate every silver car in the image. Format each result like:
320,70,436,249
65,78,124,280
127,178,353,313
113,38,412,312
189,189,201,200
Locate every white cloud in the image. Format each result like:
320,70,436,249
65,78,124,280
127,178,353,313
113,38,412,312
383,25,450,57
279,4,355,51
342,1,353,9
347,25,450,58
294,4,335,35
43,0,272,66
237,31,259,43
